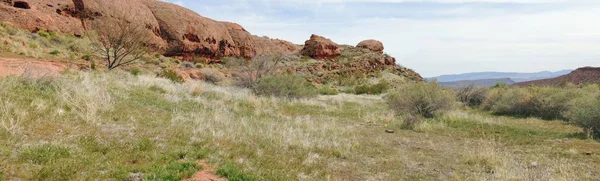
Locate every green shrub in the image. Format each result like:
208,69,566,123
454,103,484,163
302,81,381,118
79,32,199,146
19,144,71,164
385,82,455,118
38,31,50,38
564,95,600,138
456,85,488,107
354,81,390,95
318,86,339,95
252,74,318,99
130,68,141,76
216,163,257,181
162,70,184,83
145,161,201,181
49,50,60,55
486,87,579,120
199,68,225,84
90,61,97,70
81,54,92,61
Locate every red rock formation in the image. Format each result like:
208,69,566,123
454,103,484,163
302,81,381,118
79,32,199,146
0,0,85,35
0,0,300,59
300,34,342,60
357,39,384,54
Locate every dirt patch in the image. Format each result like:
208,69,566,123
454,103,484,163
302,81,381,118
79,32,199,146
184,160,225,181
0,57,72,78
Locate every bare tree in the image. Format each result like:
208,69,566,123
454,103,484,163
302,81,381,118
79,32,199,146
92,15,149,70
234,55,288,88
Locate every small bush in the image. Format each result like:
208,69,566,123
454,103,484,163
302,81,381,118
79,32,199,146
486,87,578,120
354,81,390,95
457,85,488,107
199,68,225,84
180,61,195,68
162,69,184,83
564,95,600,138
130,68,141,76
38,31,50,38
145,161,201,181
19,144,71,164
216,163,257,181
385,82,455,118
49,50,60,55
81,54,92,61
252,74,318,99
318,86,339,95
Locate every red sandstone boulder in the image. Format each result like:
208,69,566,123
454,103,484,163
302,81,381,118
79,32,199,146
300,34,341,59
357,39,384,54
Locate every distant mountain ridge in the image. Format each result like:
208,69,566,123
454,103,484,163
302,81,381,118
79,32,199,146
428,70,572,83
516,67,600,87
438,78,516,88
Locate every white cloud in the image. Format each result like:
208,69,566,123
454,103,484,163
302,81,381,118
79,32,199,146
174,0,600,76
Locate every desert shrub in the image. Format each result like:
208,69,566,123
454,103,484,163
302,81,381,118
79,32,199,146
223,57,246,68
564,95,600,138
199,68,225,84
162,70,184,83
385,82,455,118
354,81,390,95
318,86,339,95
216,163,257,181
179,61,195,68
389,115,422,130
486,87,579,120
130,68,141,76
145,161,200,181
233,55,284,88
49,50,60,55
492,82,509,89
252,74,318,99
457,85,488,107
81,54,92,61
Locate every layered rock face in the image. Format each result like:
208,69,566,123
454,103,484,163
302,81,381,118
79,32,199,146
0,0,300,60
300,34,342,59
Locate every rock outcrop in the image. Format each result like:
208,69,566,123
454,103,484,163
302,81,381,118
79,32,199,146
300,34,342,60
0,0,300,60
357,39,384,54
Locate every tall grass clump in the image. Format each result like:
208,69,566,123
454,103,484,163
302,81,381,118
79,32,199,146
385,82,455,118
251,74,318,99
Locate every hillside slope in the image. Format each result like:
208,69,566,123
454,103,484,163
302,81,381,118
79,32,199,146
430,70,571,83
516,67,600,86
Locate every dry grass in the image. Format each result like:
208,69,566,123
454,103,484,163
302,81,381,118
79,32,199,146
0,71,599,180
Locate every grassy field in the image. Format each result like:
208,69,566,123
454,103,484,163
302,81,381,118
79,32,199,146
0,71,599,180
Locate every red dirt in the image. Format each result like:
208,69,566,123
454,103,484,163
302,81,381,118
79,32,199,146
184,160,224,181
0,57,71,77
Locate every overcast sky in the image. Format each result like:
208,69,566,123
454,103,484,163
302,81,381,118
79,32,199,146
161,0,600,77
